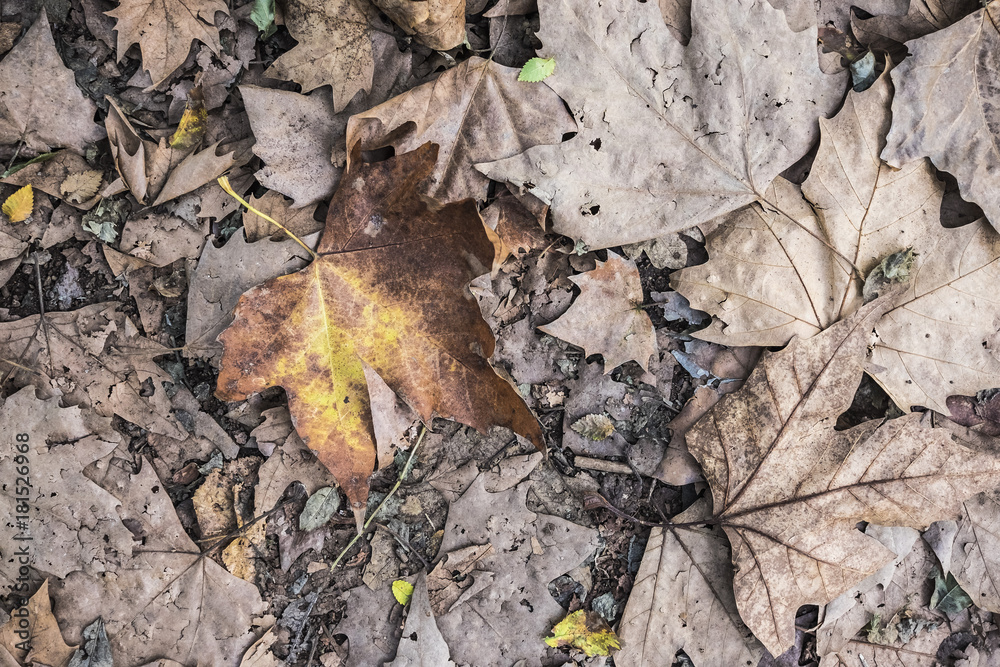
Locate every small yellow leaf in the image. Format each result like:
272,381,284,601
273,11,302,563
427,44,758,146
2,184,33,222
392,579,414,605
169,86,208,151
544,610,621,657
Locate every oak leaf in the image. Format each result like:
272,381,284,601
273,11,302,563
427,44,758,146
477,0,845,249
216,143,543,517
538,252,656,374
882,3,1000,232
348,57,574,204
0,10,105,153
671,70,1000,413
685,297,1000,656
106,0,229,87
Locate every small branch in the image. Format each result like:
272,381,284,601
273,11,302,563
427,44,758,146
330,426,427,570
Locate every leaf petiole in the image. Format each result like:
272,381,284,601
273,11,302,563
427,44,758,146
217,176,319,261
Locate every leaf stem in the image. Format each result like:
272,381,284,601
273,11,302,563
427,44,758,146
216,176,319,261
330,425,427,571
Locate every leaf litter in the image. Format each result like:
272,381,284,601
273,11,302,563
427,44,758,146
2,0,1000,665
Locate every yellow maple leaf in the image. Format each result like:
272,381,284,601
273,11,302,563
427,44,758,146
2,184,33,222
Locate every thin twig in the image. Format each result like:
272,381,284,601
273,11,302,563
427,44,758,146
330,426,427,570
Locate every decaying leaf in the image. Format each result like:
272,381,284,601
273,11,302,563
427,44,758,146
545,610,621,657
882,3,1000,231
672,70,1000,413
106,0,229,87
0,303,186,439
433,474,599,666
0,10,105,153
477,0,845,248
347,57,574,204
539,252,656,373
617,499,764,666
0,580,77,666
851,0,979,60
265,0,379,111
242,191,322,242
217,143,543,518
387,574,457,666
948,492,1000,613
686,298,1000,656
60,171,103,205
371,0,464,50
2,184,32,222
571,413,615,441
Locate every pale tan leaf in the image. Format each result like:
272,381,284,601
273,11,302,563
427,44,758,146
372,0,464,50
852,0,979,59
477,0,845,248
616,499,764,667
3,151,102,209
0,580,77,666
539,252,656,373
882,4,1000,232
106,0,228,87
151,141,235,206
348,57,574,204
951,491,1000,613
264,0,377,110
0,10,105,153
242,191,321,242
60,170,103,204
687,298,1000,656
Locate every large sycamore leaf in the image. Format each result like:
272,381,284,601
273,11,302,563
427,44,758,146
672,71,1000,413
477,0,845,249
686,297,1000,656
107,0,228,87
882,2,1000,231
217,143,543,515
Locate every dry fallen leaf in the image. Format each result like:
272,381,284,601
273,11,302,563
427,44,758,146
0,580,76,667
372,0,464,49
106,0,229,87
433,474,599,666
3,152,103,210
242,191,321,242
265,0,381,111
947,491,1000,613
0,303,186,440
686,297,1000,656
386,573,457,666
348,57,574,204
477,0,845,248
672,70,1000,413
539,252,656,373
851,0,979,59
217,142,543,518
0,10,105,153
617,499,763,666
883,3,1000,232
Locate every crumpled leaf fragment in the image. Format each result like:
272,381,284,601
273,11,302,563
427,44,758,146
371,0,465,49
544,610,621,657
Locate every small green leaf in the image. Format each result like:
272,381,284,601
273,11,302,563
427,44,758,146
392,579,414,605
250,0,277,38
544,610,621,657
518,57,556,83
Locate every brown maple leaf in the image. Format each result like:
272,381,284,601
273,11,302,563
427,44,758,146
686,296,1000,656
216,143,543,520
